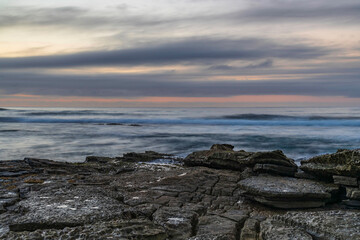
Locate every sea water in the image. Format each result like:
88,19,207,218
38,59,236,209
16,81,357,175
0,107,359,162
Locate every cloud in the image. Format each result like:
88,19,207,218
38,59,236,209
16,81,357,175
1,1,359,32
208,65,235,71
208,59,273,71
245,59,273,68
0,71,359,98
0,38,329,69
236,1,360,23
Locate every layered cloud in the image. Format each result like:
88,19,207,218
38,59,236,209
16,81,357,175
1,71,359,98
0,38,330,69
0,0,359,106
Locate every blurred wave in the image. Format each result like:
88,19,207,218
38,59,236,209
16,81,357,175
1,116,360,127
0,107,359,161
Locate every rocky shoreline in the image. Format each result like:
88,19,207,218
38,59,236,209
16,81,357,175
0,144,359,239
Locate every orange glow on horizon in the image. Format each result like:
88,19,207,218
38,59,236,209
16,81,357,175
1,94,360,107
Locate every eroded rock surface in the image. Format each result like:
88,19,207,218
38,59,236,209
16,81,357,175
267,210,360,240
301,148,360,179
238,175,339,209
184,145,297,176
0,145,359,239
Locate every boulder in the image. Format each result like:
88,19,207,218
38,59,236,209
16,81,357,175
184,144,297,176
238,175,339,209
300,149,360,179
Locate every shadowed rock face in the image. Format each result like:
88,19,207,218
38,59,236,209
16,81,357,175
238,175,339,209
184,144,297,176
301,149,360,179
1,146,360,239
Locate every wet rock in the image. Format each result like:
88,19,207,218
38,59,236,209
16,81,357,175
259,218,312,240
238,175,339,209
294,169,317,180
85,156,117,163
120,151,174,162
272,210,360,240
0,171,32,177
105,122,124,125
253,163,297,177
301,149,360,179
346,187,360,200
195,215,239,240
333,175,358,187
210,144,234,151
0,190,19,213
24,158,69,168
0,160,36,177
184,145,297,176
1,148,359,239
4,218,168,240
8,186,126,232
153,206,198,239
240,217,260,240
342,199,360,208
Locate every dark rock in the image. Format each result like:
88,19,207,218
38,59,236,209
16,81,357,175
301,149,360,179
184,146,297,176
240,217,261,240
210,144,234,151
5,219,168,240
294,169,317,180
342,199,360,208
153,206,198,239
0,171,31,177
346,187,360,200
253,163,297,177
1,148,360,239
195,215,239,239
271,210,360,240
333,175,358,187
85,156,116,163
238,175,339,209
120,151,173,162
24,158,69,168
8,186,126,232
260,218,312,240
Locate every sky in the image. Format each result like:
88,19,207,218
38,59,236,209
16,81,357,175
0,0,359,107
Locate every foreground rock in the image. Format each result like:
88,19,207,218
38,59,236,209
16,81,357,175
301,148,360,179
261,210,360,240
184,144,297,176
1,146,359,239
301,149,360,208
238,175,339,209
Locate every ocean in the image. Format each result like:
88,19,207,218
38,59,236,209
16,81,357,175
0,107,359,162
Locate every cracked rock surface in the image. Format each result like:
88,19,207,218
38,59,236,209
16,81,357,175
0,145,359,239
